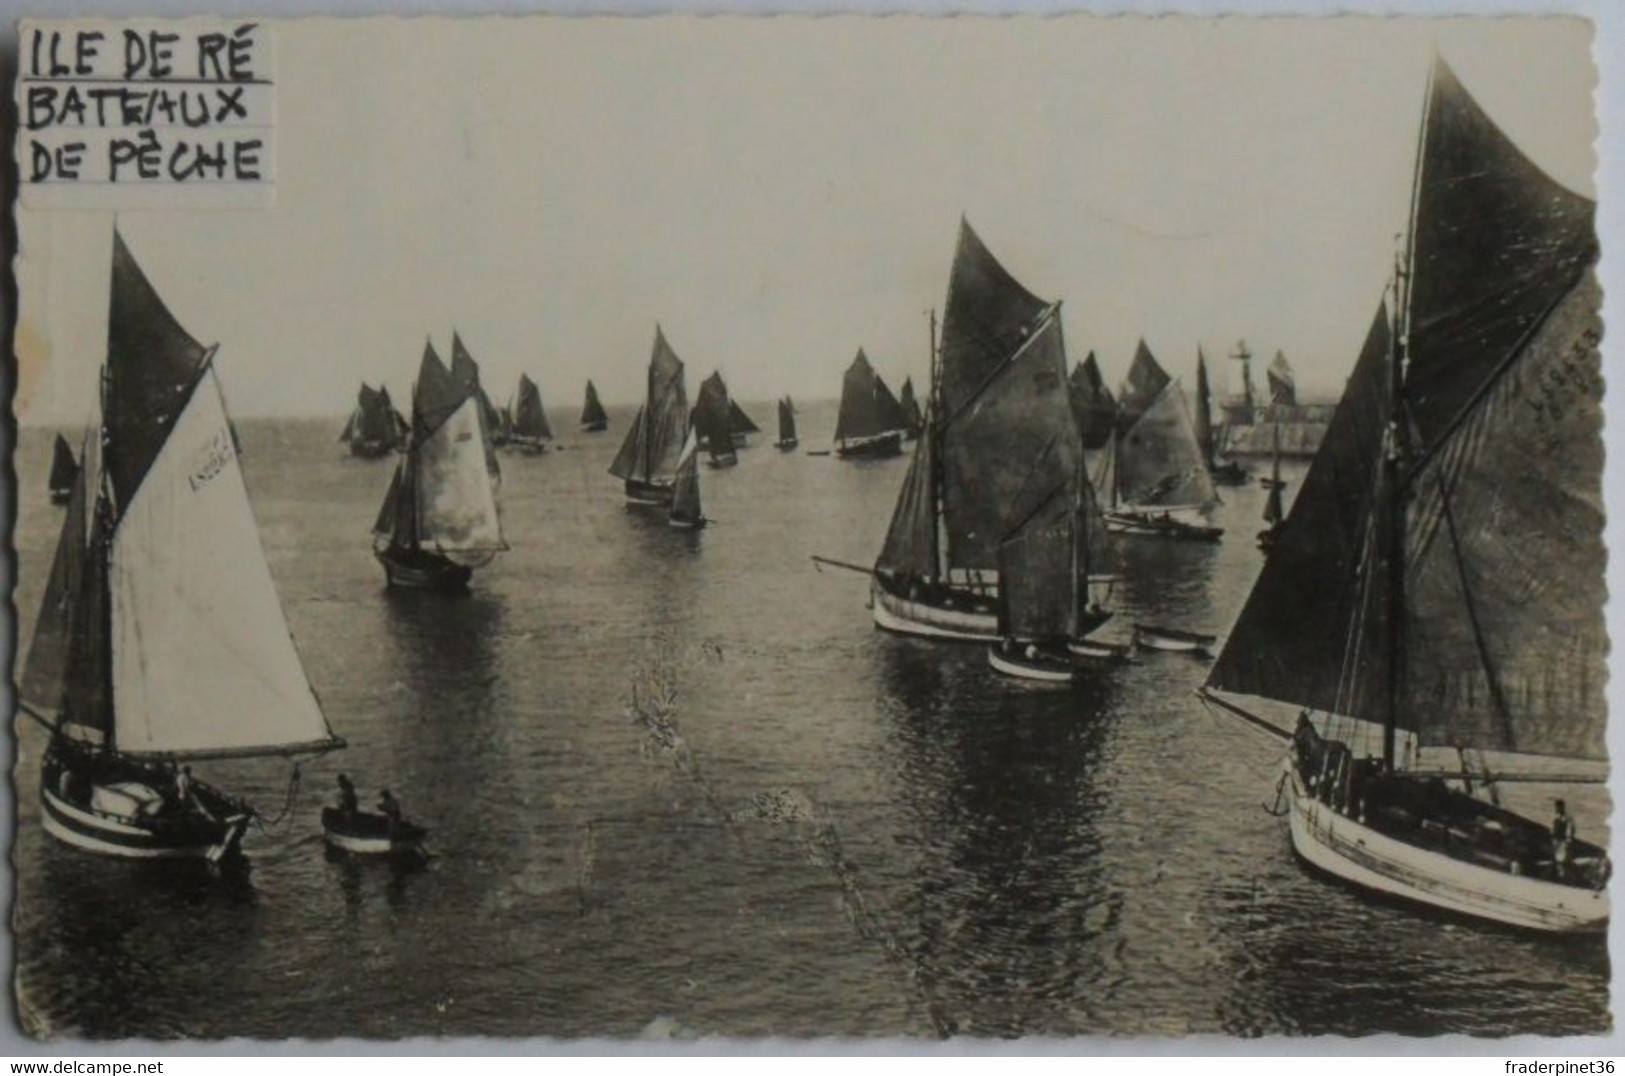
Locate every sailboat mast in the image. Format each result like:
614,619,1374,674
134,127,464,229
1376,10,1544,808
1056,303,1084,634
1383,60,1433,772
927,307,945,584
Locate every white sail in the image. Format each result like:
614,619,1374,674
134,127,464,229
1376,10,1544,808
415,395,507,554
108,367,334,757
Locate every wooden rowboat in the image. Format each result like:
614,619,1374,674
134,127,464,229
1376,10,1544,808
321,807,428,856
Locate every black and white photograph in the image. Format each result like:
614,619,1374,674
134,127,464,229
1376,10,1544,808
6,13,1609,1041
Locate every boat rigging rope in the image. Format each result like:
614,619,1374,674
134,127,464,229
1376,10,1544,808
252,763,303,831
1263,770,1289,817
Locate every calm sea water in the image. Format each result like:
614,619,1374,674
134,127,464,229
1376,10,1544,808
11,407,1610,1040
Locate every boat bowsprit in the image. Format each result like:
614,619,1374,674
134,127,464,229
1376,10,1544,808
1133,623,1217,653
321,807,428,856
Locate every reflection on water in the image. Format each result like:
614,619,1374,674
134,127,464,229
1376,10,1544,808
11,418,1609,1039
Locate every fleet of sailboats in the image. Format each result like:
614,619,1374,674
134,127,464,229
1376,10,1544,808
372,339,509,589
21,54,1609,946
1199,58,1607,933
21,232,345,861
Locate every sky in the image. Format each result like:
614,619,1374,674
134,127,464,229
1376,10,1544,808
14,15,1598,422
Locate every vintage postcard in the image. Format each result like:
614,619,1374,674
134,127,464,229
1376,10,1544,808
8,15,1607,1041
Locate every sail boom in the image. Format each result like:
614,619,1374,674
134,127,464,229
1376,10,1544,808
116,734,348,763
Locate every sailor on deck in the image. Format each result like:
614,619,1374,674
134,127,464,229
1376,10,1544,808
1552,800,1576,877
336,774,359,818
378,789,403,838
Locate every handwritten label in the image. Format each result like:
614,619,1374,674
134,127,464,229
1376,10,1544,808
19,19,274,209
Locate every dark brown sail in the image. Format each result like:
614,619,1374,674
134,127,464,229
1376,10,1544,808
1116,340,1170,431
1195,349,1215,467
898,378,925,438
581,380,609,430
608,327,689,486
875,410,939,581
48,434,79,499
1206,304,1393,717
834,350,906,444
939,218,1050,419
1069,351,1117,451
695,372,737,456
512,373,553,444
727,398,760,437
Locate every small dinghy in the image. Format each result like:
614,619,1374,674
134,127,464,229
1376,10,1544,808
988,643,1079,683
1104,510,1224,542
1133,623,1217,654
1067,636,1133,663
321,808,427,856
1210,459,1249,486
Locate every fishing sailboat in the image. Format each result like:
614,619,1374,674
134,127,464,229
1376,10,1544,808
580,379,609,432
668,427,707,530
1105,341,1223,541
1257,420,1286,552
47,433,79,505
727,398,760,448
1199,59,1607,932
775,396,799,450
341,383,401,459
508,373,553,452
833,349,906,459
21,232,344,861
608,326,690,505
372,340,508,588
1198,348,1248,486
861,219,1113,644
898,377,925,440
694,371,740,467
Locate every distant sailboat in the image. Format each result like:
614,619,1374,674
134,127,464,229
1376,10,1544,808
864,219,1113,644
21,231,343,861
833,349,906,459
668,427,707,530
1257,420,1286,552
1068,352,1117,452
341,383,400,459
580,380,609,432
694,371,740,468
1200,58,1608,932
775,396,799,450
1198,348,1248,485
508,373,553,453
1105,341,1223,541
47,433,78,505
608,326,690,506
727,398,760,448
898,377,925,441
372,340,508,589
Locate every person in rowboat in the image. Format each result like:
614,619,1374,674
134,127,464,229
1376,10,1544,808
378,789,404,839
335,774,359,819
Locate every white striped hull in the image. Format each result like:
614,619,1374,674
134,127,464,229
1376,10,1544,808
1286,765,1608,934
870,582,1000,642
987,648,1075,683
324,830,422,855
41,786,247,861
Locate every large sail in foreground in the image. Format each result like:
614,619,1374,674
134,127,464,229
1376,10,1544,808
938,218,1050,419
24,233,338,760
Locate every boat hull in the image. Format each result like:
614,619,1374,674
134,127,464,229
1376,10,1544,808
1067,638,1132,662
870,579,1000,642
1106,508,1224,542
1285,764,1608,934
624,479,675,506
1210,460,1249,485
669,516,707,530
775,439,799,451
581,420,608,433
508,437,549,453
1132,624,1216,653
836,432,904,460
349,439,394,459
321,808,426,856
50,489,72,506
988,646,1077,683
375,548,474,590
41,784,248,861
